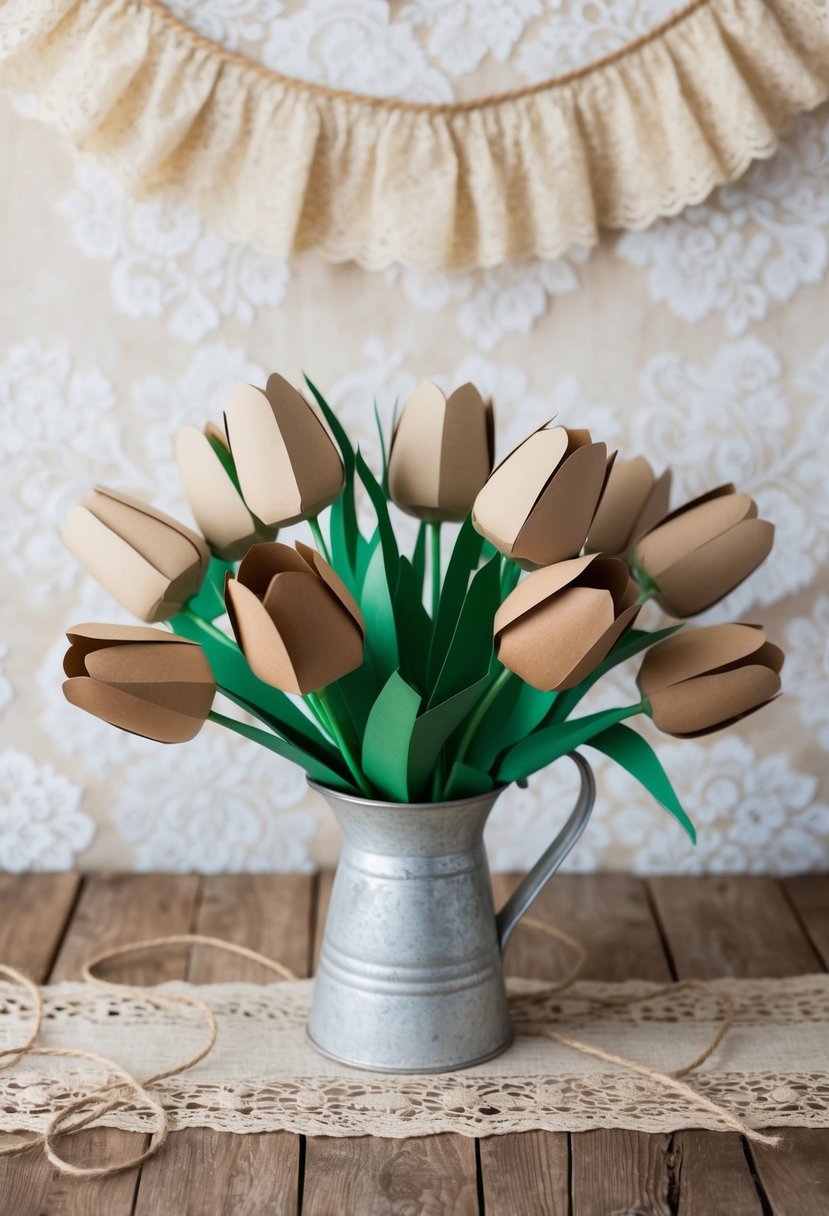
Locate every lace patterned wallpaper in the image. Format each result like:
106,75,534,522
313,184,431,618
0,0,827,874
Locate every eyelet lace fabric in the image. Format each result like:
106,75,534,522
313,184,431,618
2,976,827,1137
0,0,828,270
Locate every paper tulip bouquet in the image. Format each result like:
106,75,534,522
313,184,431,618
62,374,783,842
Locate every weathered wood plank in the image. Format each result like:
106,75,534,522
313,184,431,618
39,875,201,1216
0,875,82,1216
674,1133,763,1216
188,874,314,983
751,1130,829,1216
479,1131,568,1216
0,872,80,979
50,874,201,985
783,876,829,968
648,875,821,978
303,1135,479,1216
134,1127,297,1216
650,875,828,1216
133,876,311,1216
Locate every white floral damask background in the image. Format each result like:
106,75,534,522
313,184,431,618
1,0,828,874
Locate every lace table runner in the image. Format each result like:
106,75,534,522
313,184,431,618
1,977,827,1138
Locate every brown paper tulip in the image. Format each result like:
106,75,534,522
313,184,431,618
495,554,639,691
632,485,774,617
63,488,210,623
175,423,277,561
586,456,671,557
472,420,611,568
388,381,494,522
638,622,783,737
223,374,344,528
226,542,365,695
62,623,215,743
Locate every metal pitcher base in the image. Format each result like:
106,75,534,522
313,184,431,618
305,1028,514,1074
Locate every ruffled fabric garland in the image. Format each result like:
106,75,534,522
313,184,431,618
1,0,828,270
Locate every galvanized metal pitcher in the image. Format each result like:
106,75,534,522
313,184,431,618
308,753,595,1073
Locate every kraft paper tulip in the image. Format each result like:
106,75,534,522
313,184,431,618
175,422,277,561
473,420,610,567
586,456,671,557
224,374,344,528
632,485,774,617
226,542,365,695
63,623,215,743
638,623,783,737
388,381,494,522
495,554,639,691
63,488,210,623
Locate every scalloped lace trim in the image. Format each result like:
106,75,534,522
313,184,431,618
1,0,828,270
2,976,828,1137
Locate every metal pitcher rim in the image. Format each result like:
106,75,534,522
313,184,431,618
307,777,509,812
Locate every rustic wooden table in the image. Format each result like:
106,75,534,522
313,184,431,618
0,872,827,1215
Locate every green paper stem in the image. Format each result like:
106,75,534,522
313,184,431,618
180,608,235,649
452,666,514,773
206,710,354,792
309,689,374,798
429,522,441,620
308,515,332,564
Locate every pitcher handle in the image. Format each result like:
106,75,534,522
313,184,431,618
495,752,595,952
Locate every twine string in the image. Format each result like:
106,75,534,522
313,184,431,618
0,921,778,1177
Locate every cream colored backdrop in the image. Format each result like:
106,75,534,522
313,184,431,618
1,0,828,874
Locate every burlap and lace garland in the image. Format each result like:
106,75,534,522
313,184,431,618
1,0,828,270
2,975,828,1140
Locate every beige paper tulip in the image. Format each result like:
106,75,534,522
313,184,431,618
388,381,494,522
63,488,210,623
175,422,277,561
495,554,639,691
632,485,774,617
225,542,365,695
63,623,215,743
586,456,671,557
638,623,783,737
473,420,610,568
224,374,344,528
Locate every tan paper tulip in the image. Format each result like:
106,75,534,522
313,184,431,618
224,374,344,528
175,423,277,561
63,488,210,623
226,542,365,695
472,420,611,567
388,381,494,522
638,622,783,737
632,485,774,617
63,623,215,743
586,456,672,557
495,554,639,691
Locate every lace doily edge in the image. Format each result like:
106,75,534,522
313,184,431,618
1,0,828,270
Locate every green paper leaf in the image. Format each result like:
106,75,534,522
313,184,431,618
586,723,696,844
395,556,433,690
412,522,427,598
442,761,495,801
356,449,399,587
427,518,484,687
360,541,399,677
304,374,360,576
375,398,391,497
551,625,683,723
362,671,422,800
408,675,491,801
496,705,641,783
468,679,558,771
211,713,354,793
429,554,500,708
